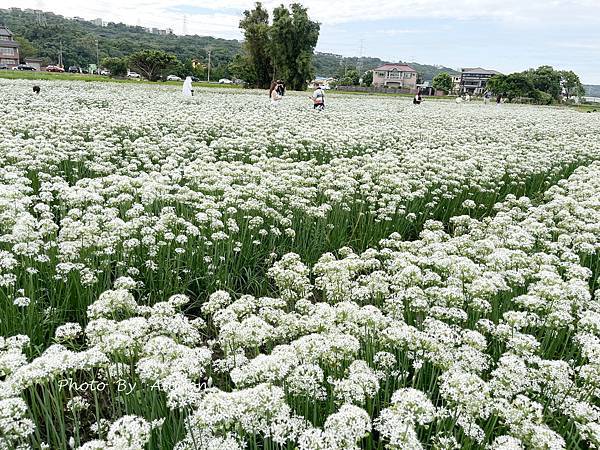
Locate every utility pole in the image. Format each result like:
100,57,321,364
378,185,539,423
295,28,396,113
95,39,99,73
358,39,364,74
58,40,63,68
206,49,212,82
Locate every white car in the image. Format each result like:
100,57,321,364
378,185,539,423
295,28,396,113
127,71,141,79
218,78,233,84
166,75,182,81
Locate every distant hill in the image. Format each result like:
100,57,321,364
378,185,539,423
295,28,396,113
314,51,459,80
1,7,459,81
0,8,240,71
585,85,600,97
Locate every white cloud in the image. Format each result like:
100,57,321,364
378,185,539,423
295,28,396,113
374,29,424,36
11,0,600,39
7,0,600,83
557,42,600,51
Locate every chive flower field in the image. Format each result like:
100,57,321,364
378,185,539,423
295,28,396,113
1,79,600,449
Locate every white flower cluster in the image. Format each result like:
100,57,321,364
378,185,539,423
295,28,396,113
1,80,600,449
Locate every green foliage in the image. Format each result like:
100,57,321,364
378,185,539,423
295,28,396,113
128,49,178,81
486,73,539,101
432,72,453,94
101,56,128,77
560,70,585,98
0,8,238,74
488,66,586,104
228,54,257,85
525,65,562,99
238,2,272,88
338,69,360,86
312,52,459,80
0,7,461,87
13,35,37,61
269,3,320,91
234,2,319,90
362,71,373,87
171,59,205,80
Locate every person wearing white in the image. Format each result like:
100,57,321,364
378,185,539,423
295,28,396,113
182,77,193,97
311,86,325,110
270,88,282,105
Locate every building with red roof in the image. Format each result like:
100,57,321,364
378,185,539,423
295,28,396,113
372,63,418,89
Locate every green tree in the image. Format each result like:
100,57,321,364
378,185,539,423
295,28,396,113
362,71,373,87
238,2,272,88
172,59,205,80
560,70,585,98
228,54,257,85
101,56,128,77
525,65,561,99
432,72,453,94
269,3,320,90
13,35,37,61
128,50,179,81
487,73,539,102
338,69,360,86
485,74,506,95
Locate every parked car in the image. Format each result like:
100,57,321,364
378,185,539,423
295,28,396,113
166,75,182,81
127,71,141,79
190,76,200,82
218,78,233,84
17,64,36,71
46,65,65,73
100,69,110,76
0,64,8,70
68,66,81,73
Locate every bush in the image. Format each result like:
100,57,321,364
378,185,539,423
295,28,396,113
101,57,128,77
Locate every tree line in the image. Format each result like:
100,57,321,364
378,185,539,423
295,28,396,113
229,2,320,90
1,7,590,95
486,66,585,103
0,8,237,80
429,67,586,103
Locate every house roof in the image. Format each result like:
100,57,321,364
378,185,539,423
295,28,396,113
0,40,19,48
0,26,13,37
462,67,502,75
374,64,417,72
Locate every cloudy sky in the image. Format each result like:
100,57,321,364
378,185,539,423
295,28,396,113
8,0,600,83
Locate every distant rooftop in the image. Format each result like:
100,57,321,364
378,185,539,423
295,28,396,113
462,67,502,75
0,26,14,37
374,63,417,72
0,40,19,48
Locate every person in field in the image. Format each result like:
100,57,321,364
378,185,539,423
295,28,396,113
276,80,285,97
483,90,492,104
270,80,282,105
413,91,422,105
311,85,325,110
182,77,193,97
